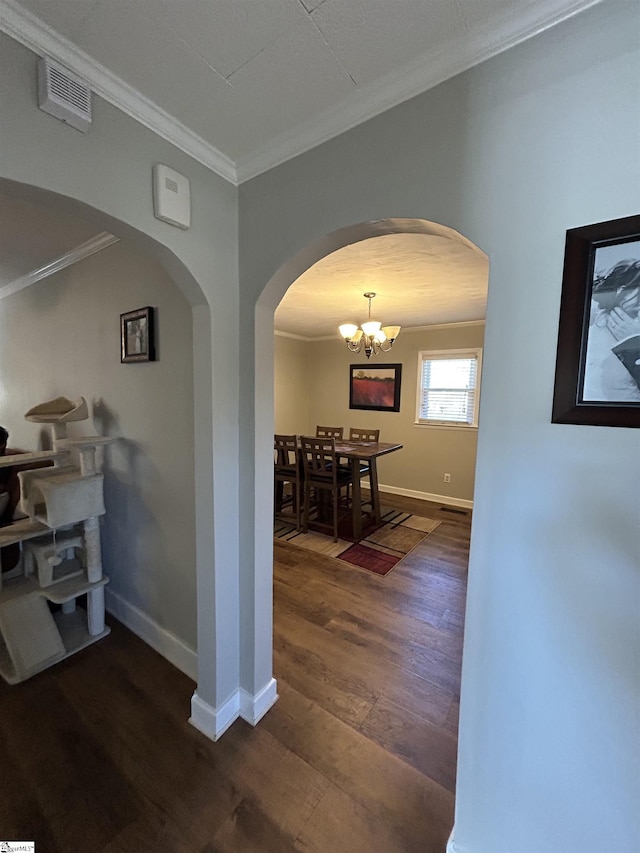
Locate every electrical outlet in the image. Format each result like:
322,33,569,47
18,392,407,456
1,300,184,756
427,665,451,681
443,473,451,483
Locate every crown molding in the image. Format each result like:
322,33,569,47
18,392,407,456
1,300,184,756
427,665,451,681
1,0,602,187
274,319,485,341
0,231,119,300
398,320,485,333
235,0,603,182
0,0,238,185
274,330,310,341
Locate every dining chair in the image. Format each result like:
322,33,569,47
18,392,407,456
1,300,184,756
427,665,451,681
299,436,353,542
349,428,380,442
274,434,302,531
315,425,344,439
348,427,380,510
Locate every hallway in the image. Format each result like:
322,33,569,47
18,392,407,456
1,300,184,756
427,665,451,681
0,495,469,852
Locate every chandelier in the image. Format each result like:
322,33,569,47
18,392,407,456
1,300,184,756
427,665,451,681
338,292,401,359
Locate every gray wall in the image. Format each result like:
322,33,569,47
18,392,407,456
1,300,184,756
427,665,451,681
274,324,484,503
0,242,197,646
0,31,240,710
241,3,640,852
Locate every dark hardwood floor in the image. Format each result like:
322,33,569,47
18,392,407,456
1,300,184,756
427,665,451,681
0,494,470,852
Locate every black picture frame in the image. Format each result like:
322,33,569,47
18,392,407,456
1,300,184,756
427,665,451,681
349,364,402,412
120,306,156,363
551,214,640,427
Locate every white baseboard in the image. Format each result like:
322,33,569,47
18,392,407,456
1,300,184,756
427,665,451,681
239,677,279,725
105,587,197,681
189,678,279,741
190,690,239,741
378,483,473,510
105,589,279,740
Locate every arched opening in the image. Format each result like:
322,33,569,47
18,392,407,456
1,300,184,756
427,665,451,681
0,178,219,714
252,218,488,742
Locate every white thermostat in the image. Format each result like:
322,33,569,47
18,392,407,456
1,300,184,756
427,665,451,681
152,164,191,230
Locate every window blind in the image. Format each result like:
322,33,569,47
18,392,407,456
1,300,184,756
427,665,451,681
418,356,478,424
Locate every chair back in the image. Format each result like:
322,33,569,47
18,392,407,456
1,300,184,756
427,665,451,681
316,425,343,439
349,427,380,442
300,436,338,480
274,434,299,471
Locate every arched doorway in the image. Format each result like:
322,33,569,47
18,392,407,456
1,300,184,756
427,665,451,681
0,177,231,729
250,218,488,716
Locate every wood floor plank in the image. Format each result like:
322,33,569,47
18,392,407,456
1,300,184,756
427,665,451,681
0,491,469,851
0,672,142,850
443,697,460,737
0,722,61,852
100,805,203,853
209,797,301,853
279,567,464,656
276,607,454,726
327,605,464,669
263,679,454,852
52,631,244,849
203,719,332,841
294,781,445,853
273,640,377,727
360,696,458,793
274,491,469,807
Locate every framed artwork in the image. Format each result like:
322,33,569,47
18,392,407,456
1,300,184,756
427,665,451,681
551,214,640,427
349,363,402,412
120,306,156,363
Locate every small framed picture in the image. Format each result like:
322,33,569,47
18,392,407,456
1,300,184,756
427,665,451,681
120,306,156,363
551,214,640,427
349,364,402,412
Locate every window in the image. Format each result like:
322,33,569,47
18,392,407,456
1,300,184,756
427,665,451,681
415,348,482,427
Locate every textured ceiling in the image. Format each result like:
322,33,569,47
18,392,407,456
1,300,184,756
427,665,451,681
4,0,601,180
275,232,489,336
0,193,487,331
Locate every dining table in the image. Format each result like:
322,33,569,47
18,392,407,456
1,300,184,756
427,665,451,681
332,439,403,539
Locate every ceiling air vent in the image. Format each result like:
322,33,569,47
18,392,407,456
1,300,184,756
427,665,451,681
37,57,92,133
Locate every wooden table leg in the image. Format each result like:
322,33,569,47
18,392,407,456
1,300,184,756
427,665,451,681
369,459,381,526
351,459,362,540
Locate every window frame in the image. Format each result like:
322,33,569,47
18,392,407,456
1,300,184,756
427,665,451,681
414,347,483,429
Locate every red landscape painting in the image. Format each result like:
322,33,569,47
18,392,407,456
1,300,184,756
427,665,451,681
350,365,401,411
